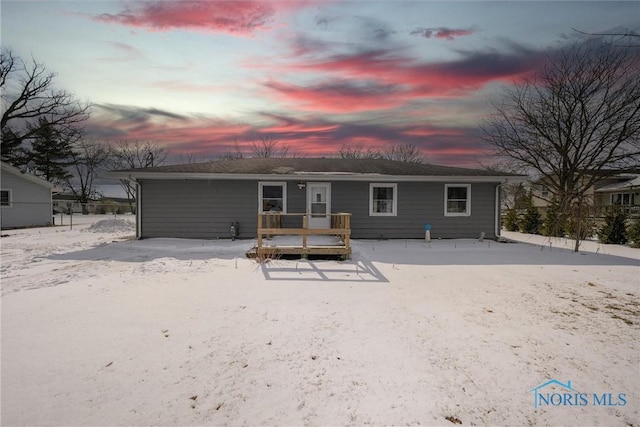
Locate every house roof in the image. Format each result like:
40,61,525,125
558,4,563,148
0,161,56,189
594,174,640,193
111,158,525,182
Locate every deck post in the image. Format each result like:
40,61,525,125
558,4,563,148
257,214,263,250
302,214,308,249
344,214,351,257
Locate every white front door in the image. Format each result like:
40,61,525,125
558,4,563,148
307,182,331,229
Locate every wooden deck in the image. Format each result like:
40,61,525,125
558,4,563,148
253,213,351,259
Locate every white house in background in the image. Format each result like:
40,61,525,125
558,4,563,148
594,174,640,215
1,161,56,229
532,172,640,216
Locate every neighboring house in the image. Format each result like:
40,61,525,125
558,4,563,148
110,158,524,240
593,174,640,215
1,161,56,229
532,172,640,216
52,193,84,214
53,194,134,215
53,185,132,215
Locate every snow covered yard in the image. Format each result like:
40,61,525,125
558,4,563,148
1,216,639,426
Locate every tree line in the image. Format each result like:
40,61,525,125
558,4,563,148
219,136,426,163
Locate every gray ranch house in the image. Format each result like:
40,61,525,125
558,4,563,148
111,158,523,240
1,161,56,229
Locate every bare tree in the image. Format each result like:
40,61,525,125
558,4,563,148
65,140,110,213
1,47,91,164
220,140,245,160
480,160,530,210
482,42,640,251
108,140,168,211
249,135,289,158
382,143,425,163
338,144,383,160
338,143,425,163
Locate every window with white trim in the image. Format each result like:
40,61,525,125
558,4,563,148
541,185,549,198
444,184,471,216
0,190,11,207
258,182,286,213
369,183,397,216
611,192,632,206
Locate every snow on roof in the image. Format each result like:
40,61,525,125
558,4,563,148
595,175,640,192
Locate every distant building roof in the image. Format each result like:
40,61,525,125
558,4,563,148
595,174,640,193
111,158,525,182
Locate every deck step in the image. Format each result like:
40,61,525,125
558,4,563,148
246,245,351,259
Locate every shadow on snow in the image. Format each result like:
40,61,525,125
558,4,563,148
259,259,388,283
46,238,639,268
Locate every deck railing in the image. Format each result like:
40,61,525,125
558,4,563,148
256,212,351,258
600,205,640,216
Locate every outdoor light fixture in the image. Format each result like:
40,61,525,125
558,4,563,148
297,182,306,190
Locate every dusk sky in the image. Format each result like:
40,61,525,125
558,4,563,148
2,1,638,166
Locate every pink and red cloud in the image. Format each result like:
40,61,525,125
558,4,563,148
93,1,276,35
87,104,489,166
278,47,542,101
264,79,410,113
87,104,251,151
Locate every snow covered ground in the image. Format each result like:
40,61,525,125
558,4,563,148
1,215,638,426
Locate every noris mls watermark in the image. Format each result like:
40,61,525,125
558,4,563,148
529,379,627,409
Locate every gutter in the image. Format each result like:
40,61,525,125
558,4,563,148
109,171,527,184
136,180,142,240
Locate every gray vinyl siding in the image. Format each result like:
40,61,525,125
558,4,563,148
139,179,311,239
1,169,53,229
138,179,498,239
139,179,257,239
331,182,497,239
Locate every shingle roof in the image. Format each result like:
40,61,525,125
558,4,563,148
594,174,640,192
114,157,521,177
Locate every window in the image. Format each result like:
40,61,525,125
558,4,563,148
611,193,631,206
444,184,471,217
258,182,286,213
370,183,397,216
541,185,549,198
0,190,11,207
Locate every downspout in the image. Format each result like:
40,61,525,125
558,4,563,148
495,182,503,239
134,177,142,240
